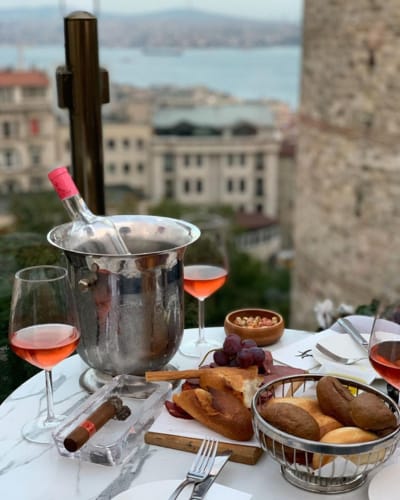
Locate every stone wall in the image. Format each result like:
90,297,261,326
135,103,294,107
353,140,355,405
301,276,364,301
291,0,400,329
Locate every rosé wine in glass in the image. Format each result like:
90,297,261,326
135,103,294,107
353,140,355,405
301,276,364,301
8,265,80,444
180,214,229,358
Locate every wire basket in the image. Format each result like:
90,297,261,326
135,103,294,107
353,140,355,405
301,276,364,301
251,374,400,494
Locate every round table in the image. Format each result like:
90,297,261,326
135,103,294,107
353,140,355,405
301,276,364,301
0,327,389,500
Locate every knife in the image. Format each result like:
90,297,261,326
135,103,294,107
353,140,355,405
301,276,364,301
337,318,369,352
189,450,232,500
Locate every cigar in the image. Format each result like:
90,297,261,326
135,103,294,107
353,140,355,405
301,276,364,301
145,368,207,382
63,396,131,452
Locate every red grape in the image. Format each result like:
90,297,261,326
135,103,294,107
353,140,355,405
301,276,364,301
213,349,229,366
223,334,242,355
241,339,257,349
249,346,265,366
236,348,254,368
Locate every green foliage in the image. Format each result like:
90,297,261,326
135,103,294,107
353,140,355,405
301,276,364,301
9,191,67,233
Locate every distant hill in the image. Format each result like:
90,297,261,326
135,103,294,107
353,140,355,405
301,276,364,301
0,7,300,48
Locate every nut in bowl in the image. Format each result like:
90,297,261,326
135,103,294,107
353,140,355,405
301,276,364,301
224,308,284,347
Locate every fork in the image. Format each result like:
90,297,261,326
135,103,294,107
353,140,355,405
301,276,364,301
315,342,368,365
167,438,219,500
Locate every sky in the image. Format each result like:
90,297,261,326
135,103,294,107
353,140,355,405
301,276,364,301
0,0,303,22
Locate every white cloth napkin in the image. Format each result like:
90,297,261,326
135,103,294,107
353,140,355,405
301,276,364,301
271,331,325,370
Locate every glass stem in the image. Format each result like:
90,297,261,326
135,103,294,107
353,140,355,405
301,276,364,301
44,370,56,424
197,298,206,344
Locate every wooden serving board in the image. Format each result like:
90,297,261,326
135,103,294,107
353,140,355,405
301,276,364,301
144,431,263,465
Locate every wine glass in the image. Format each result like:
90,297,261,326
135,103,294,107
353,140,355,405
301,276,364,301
180,214,229,358
8,265,80,444
368,306,400,395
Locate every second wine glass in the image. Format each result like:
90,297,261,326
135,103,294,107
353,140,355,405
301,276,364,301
8,265,80,444
180,214,229,358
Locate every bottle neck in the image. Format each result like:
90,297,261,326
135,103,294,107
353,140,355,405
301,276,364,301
62,194,96,224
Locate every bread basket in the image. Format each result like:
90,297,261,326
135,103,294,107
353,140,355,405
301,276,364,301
251,374,400,494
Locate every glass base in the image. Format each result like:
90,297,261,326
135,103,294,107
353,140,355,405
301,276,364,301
22,412,66,444
179,338,221,358
79,364,180,393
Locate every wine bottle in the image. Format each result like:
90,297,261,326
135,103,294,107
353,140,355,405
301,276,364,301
48,166,130,255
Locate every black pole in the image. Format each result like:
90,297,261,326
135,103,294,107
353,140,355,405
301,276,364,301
56,10,109,215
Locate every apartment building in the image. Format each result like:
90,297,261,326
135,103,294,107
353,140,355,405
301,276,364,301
0,70,57,194
151,104,282,218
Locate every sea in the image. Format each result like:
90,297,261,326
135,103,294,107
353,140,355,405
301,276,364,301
0,44,301,109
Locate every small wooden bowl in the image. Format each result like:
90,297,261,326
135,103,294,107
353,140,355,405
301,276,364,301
224,308,284,347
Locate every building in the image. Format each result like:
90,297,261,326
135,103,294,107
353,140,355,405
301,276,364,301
291,0,400,329
150,104,282,218
0,70,57,193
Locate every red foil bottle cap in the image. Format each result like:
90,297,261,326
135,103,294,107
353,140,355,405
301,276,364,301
48,166,79,200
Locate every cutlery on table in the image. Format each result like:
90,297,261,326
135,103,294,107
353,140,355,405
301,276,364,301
167,438,219,500
189,450,232,500
337,318,369,352
315,342,368,365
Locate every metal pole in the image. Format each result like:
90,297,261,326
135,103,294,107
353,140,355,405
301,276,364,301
56,10,109,214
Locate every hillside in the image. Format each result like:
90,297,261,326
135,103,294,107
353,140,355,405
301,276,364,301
0,7,300,48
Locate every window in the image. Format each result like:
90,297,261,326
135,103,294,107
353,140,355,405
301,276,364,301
3,149,17,167
107,139,116,150
123,138,130,149
226,178,233,192
3,121,12,138
136,138,144,149
239,178,246,192
29,145,42,166
137,162,144,173
22,86,46,99
107,163,116,174
164,179,174,199
196,154,202,166
256,203,263,213
0,87,13,103
227,154,234,166
123,163,131,174
183,179,190,193
255,152,264,170
196,179,203,192
163,153,175,172
29,118,40,136
255,178,264,196
184,154,190,167
239,153,246,166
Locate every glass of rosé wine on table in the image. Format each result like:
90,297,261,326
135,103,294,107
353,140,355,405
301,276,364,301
180,214,229,358
368,309,400,399
8,265,80,444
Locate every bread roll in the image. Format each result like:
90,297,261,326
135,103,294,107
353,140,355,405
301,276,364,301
173,387,254,441
350,392,397,433
312,426,378,469
266,397,343,438
316,376,355,426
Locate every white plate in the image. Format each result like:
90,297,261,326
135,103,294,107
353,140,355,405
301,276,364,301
112,479,252,500
368,463,400,499
311,330,377,384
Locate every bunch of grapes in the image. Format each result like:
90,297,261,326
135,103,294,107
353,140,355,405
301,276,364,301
213,334,266,369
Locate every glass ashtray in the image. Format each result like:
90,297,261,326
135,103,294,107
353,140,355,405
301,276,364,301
53,374,171,466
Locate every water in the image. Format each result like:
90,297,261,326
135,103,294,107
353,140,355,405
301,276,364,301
0,44,301,108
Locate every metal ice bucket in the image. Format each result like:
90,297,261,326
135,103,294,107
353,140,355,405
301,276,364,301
47,215,200,388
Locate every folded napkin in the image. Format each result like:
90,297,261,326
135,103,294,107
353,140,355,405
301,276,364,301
112,479,252,500
272,332,325,370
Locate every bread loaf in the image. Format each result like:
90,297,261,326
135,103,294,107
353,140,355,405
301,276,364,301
350,392,397,433
173,387,254,441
